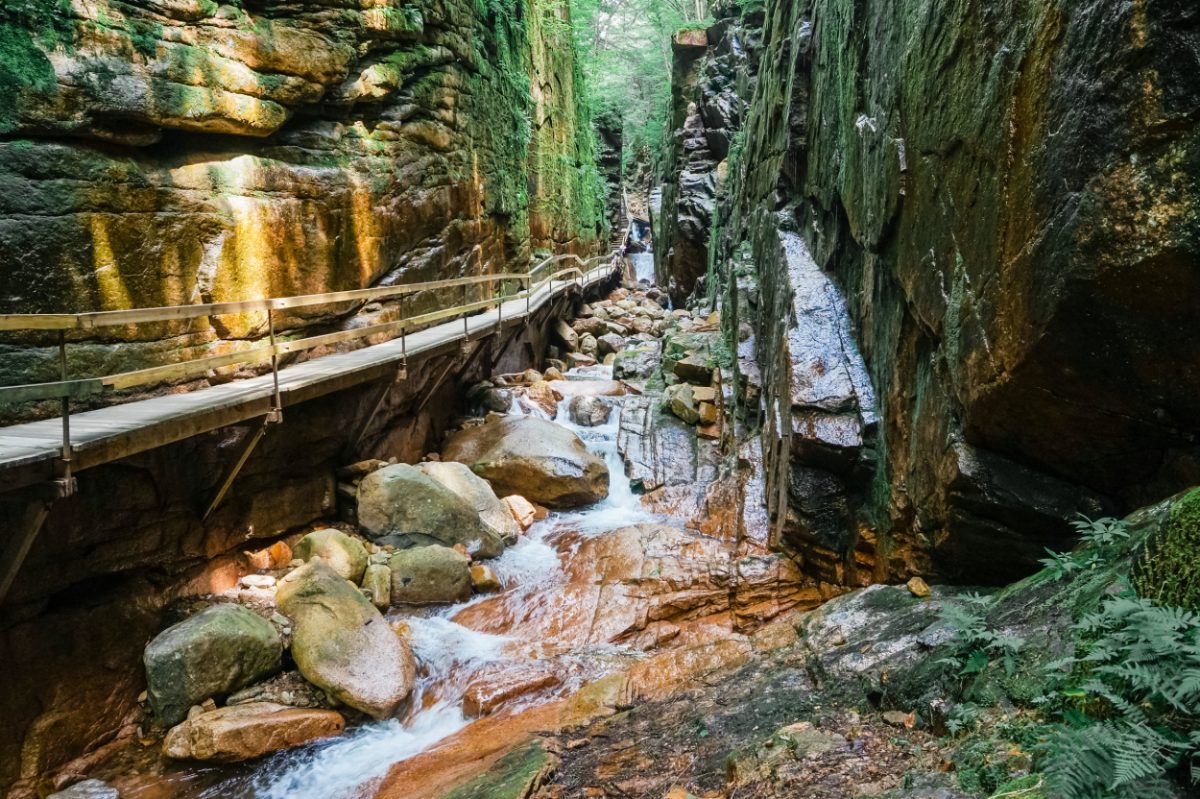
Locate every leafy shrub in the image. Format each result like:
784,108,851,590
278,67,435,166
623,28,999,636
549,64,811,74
1039,515,1130,581
938,593,1026,680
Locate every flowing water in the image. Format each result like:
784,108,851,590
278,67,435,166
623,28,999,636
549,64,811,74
629,252,655,284
194,364,660,799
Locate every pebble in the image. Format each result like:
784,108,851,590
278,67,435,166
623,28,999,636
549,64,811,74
906,576,932,598
240,574,277,590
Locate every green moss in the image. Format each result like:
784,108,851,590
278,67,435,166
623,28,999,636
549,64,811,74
0,0,73,133
439,740,553,799
1133,487,1200,611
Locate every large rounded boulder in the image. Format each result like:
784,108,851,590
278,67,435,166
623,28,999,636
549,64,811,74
441,416,609,508
144,604,283,727
388,545,472,605
292,529,368,583
356,463,506,558
276,560,415,719
417,461,520,543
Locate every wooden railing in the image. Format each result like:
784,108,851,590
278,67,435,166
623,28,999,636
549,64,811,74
0,252,617,407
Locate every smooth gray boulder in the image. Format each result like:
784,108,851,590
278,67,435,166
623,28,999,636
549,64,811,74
418,461,520,543
292,529,368,583
441,416,609,509
568,395,611,427
388,545,472,605
276,560,415,719
144,604,282,727
357,463,506,558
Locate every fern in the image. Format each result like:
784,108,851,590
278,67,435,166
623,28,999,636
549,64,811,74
1039,592,1200,797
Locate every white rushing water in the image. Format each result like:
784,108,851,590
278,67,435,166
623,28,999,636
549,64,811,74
203,364,654,799
629,252,655,284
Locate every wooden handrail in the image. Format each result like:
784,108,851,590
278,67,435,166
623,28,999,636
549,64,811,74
0,251,619,406
0,253,603,332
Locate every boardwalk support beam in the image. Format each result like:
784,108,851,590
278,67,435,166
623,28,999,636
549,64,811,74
0,478,74,605
344,362,407,460
201,416,275,523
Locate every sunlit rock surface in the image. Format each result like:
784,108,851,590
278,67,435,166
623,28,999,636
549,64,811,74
0,0,605,388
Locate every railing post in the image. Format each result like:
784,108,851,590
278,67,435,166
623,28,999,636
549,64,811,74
497,278,503,326
267,308,282,423
400,294,407,360
525,275,531,316
56,330,73,491
462,283,469,338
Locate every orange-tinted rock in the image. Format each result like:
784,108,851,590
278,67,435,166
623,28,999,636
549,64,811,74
463,667,562,716
502,495,538,531
470,564,504,593
162,703,344,762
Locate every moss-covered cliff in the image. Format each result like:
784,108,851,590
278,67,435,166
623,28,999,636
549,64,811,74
0,0,605,386
662,0,1200,583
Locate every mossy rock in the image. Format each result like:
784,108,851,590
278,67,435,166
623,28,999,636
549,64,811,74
1133,486,1200,611
293,529,368,583
144,604,282,727
439,739,557,799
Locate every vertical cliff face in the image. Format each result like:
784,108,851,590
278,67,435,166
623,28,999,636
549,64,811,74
0,0,603,385
674,0,1200,583
653,6,760,305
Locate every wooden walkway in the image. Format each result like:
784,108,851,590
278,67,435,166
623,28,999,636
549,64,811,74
0,263,618,494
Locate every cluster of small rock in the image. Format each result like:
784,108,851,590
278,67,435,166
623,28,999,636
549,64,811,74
136,416,612,766
550,286,676,367
660,323,725,438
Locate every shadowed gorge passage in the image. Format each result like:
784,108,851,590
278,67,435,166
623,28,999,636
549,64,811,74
2,0,1200,798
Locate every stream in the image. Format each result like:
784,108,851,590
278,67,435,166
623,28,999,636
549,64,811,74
193,363,662,799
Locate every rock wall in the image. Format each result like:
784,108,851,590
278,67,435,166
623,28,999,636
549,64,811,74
0,0,604,388
701,0,1200,583
0,0,608,791
652,6,760,305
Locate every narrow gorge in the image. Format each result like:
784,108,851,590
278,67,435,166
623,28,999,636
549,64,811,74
0,1,1198,798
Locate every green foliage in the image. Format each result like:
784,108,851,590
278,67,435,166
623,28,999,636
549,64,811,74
1038,594,1200,797
938,593,1026,681
1134,487,1200,612
568,0,710,175
1039,515,1131,581
950,716,1044,796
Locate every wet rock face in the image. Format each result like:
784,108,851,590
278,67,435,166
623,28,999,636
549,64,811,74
719,0,1200,583
653,6,760,303
0,0,604,383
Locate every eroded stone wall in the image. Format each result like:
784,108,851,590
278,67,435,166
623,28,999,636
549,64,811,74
705,0,1200,583
0,0,603,387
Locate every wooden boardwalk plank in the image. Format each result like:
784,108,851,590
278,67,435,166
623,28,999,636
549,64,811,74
0,268,612,487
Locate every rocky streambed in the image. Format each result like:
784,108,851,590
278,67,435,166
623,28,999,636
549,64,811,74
50,281,829,799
